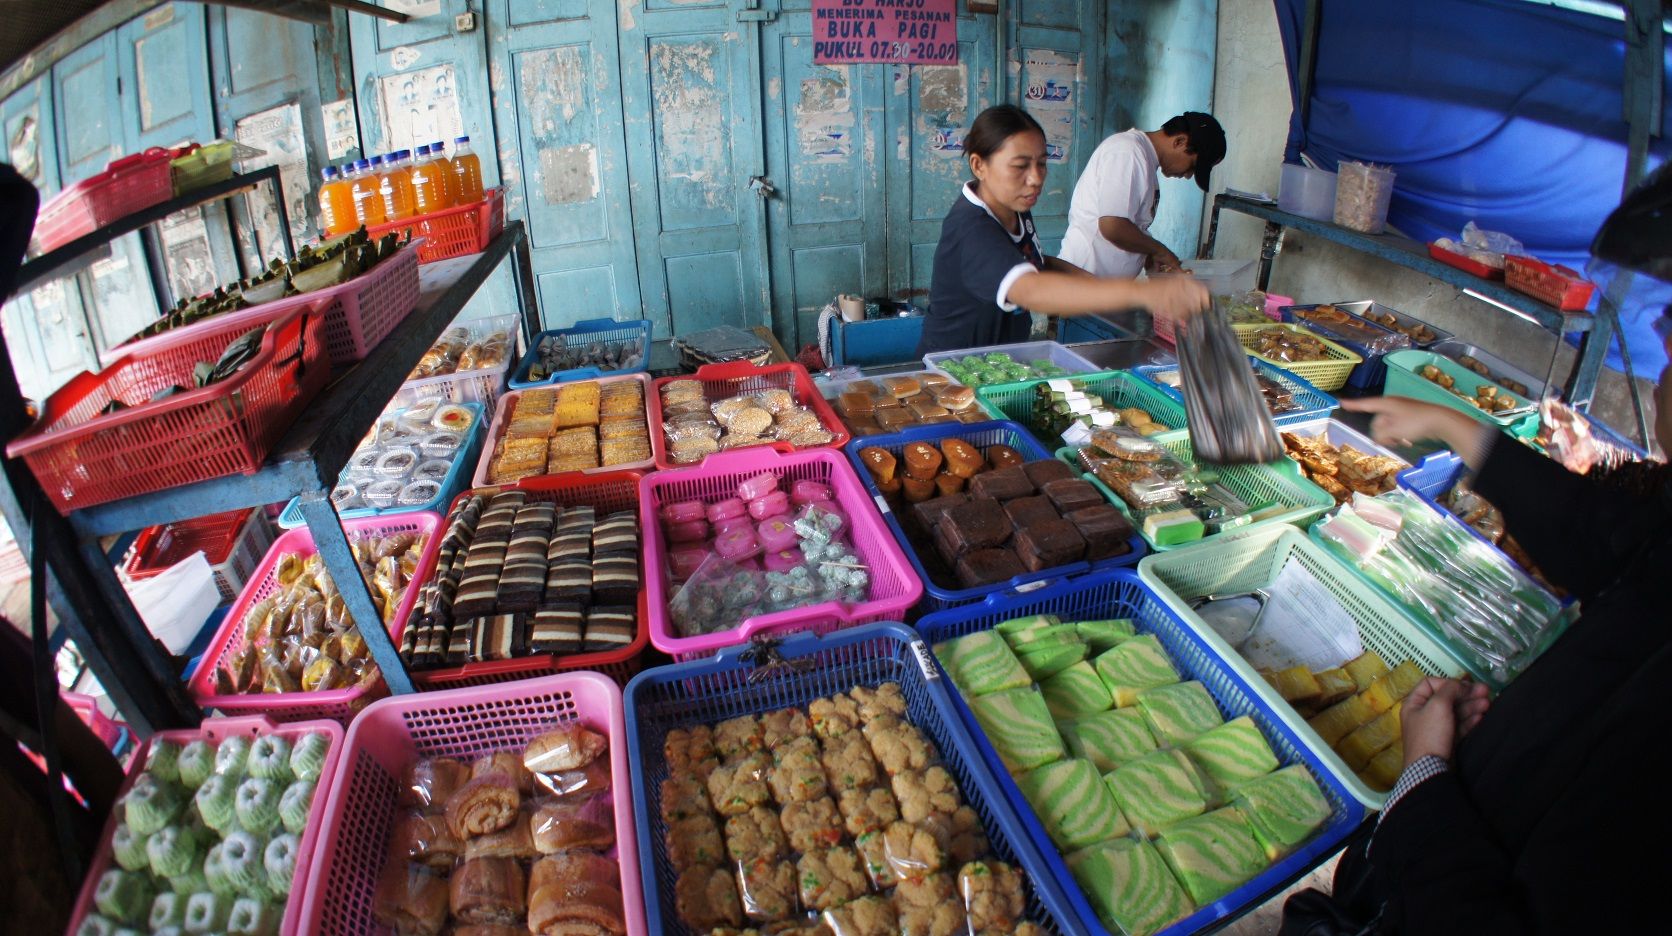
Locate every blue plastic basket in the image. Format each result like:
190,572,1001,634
1280,303,1415,392
844,420,1145,615
915,568,1368,936
277,402,487,529
507,317,653,388
1135,360,1337,427
623,622,1080,936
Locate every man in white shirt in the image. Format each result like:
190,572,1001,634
1059,113,1227,278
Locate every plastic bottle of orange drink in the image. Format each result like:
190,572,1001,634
410,144,451,215
427,141,459,207
351,157,388,227
450,135,484,203
318,165,357,236
380,149,417,221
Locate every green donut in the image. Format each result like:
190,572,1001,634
146,740,183,785
219,831,269,899
203,842,238,898
146,825,202,879
235,777,282,835
194,772,241,833
278,779,315,835
184,892,233,934
110,823,149,872
177,741,215,789
92,869,154,926
123,773,184,835
289,731,329,783
167,867,209,895
227,896,281,936
245,735,293,783
262,834,298,898
148,892,187,930
74,914,119,936
215,737,252,775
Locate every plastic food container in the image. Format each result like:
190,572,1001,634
1504,255,1596,311
1183,257,1257,297
974,369,1188,448
648,361,848,470
640,446,921,660
474,372,660,486
1383,349,1539,440
508,316,654,388
35,149,177,251
366,187,505,263
301,672,644,936
1427,241,1504,280
1278,162,1338,221
1280,417,1413,475
1429,340,1548,401
123,507,277,605
915,567,1366,933
170,141,236,195
389,313,520,409
1233,322,1363,392
1333,162,1396,234
923,340,1101,383
1137,525,1469,808
625,622,1079,935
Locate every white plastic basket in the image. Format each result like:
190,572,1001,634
388,314,520,408
923,340,1100,382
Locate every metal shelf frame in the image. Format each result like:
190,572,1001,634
1,219,538,734
1201,193,1615,413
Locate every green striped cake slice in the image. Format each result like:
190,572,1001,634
1075,618,1137,653
1093,634,1180,707
1040,661,1114,720
1066,837,1195,936
1154,806,1270,905
933,630,1030,696
1061,707,1159,772
1233,764,1332,860
1183,715,1280,791
1017,642,1088,681
995,613,1063,647
1017,757,1130,850
1009,624,1084,656
969,687,1065,773
1105,748,1217,837
1136,680,1224,746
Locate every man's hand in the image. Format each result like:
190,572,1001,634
1151,249,1184,274
1456,680,1491,740
1402,677,1483,768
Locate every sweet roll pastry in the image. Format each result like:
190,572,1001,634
445,771,521,839
373,861,451,936
449,856,528,926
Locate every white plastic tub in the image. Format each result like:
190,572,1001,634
1279,163,1338,221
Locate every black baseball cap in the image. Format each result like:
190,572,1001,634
1180,112,1227,192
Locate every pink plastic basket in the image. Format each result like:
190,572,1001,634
299,671,645,935
7,304,331,515
67,715,345,936
63,691,125,749
35,149,177,252
116,240,423,370
471,372,663,487
642,447,922,661
187,513,441,725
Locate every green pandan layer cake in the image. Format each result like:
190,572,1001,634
934,630,1030,696
1017,642,1087,681
968,687,1064,773
1106,748,1217,837
1066,837,1194,936
1075,618,1136,653
1136,680,1224,746
1154,807,1269,905
1094,635,1179,707
1040,661,1114,720
1183,715,1280,790
1233,765,1332,860
1060,707,1159,772
995,614,1063,647
1017,757,1129,850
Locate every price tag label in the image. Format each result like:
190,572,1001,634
911,640,940,680
1015,579,1050,593
874,494,891,515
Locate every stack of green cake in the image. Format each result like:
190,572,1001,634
934,614,1334,935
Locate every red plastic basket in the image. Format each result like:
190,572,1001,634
1505,254,1596,311
35,149,177,252
7,304,331,515
648,361,849,470
300,671,646,935
641,446,922,661
408,471,650,690
116,240,423,370
123,507,277,605
472,372,661,487
367,188,505,263
187,513,442,724
1428,241,1505,280
67,715,345,936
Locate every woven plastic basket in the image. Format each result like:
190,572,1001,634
845,420,1145,615
1383,349,1540,440
1137,524,1472,806
124,507,277,605
641,446,921,660
648,361,849,470
1135,360,1338,427
8,304,331,515
366,187,505,263
974,369,1188,449
509,317,655,388
388,313,520,409
473,372,662,486
300,672,644,935
624,622,1079,935
66,716,345,936
1233,323,1363,392
36,149,176,251
915,567,1367,933
923,340,1101,383
187,512,441,724
407,471,649,690
1056,428,1334,551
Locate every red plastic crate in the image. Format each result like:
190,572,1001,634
7,304,331,515
117,239,423,370
187,513,441,725
123,507,276,605
648,360,849,470
35,149,176,252
367,188,505,263
1505,254,1596,311
408,471,649,690
1428,241,1505,280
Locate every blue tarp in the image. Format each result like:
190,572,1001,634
1274,0,1671,378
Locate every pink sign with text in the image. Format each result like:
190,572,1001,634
812,0,959,65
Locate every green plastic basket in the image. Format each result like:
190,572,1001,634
1054,428,1334,552
1234,323,1363,392
1383,349,1540,440
974,369,1187,448
1137,524,1469,808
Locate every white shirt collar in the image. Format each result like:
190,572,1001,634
963,181,1023,239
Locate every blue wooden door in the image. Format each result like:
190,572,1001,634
486,0,643,328
117,3,215,152
617,0,771,338
1011,0,1102,249
760,5,887,350
52,35,124,183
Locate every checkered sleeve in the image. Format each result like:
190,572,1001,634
1377,755,1449,827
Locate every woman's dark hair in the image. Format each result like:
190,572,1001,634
964,105,1045,163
